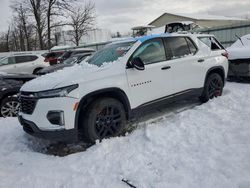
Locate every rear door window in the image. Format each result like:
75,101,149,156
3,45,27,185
186,38,198,54
15,55,38,63
164,37,193,59
15,56,29,63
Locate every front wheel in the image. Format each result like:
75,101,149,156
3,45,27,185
0,97,20,118
200,73,224,103
81,98,127,143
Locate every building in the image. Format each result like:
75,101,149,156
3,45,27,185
57,28,112,47
199,22,250,47
149,12,247,28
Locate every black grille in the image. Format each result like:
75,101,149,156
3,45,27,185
20,92,38,115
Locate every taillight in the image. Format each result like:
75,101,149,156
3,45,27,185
221,51,229,59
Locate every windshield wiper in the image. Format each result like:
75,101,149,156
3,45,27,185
235,34,244,46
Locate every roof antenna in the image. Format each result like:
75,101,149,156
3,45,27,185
235,34,244,46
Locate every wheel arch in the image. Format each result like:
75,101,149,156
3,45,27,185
0,89,19,106
75,87,132,130
33,67,43,74
204,66,226,86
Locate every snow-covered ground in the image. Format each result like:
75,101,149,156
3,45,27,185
0,82,250,188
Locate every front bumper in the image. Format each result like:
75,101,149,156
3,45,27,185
19,96,78,130
18,116,78,143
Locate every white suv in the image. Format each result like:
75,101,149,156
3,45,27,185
0,54,48,74
18,33,228,143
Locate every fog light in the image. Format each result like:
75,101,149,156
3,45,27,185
47,111,65,126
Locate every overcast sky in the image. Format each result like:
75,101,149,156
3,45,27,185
0,0,250,33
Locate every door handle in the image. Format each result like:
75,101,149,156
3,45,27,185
161,66,171,70
198,59,205,63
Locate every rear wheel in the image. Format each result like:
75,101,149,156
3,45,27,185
200,73,224,103
33,68,43,75
0,97,20,118
81,98,126,143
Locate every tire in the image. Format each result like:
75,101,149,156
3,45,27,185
81,98,127,143
199,73,224,103
33,68,43,75
0,97,20,118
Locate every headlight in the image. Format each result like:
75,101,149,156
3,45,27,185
36,84,78,98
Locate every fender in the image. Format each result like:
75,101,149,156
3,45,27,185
204,66,226,86
75,87,132,129
0,87,20,103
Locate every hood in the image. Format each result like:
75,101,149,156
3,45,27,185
227,34,250,60
38,64,73,75
21,60,125,92
227,46,250,60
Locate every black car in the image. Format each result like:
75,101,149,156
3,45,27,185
37,53,92,75
0,73,37,117
57,48,95,63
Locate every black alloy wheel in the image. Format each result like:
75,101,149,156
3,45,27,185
95,105,123,138
200,73,224,103
81,98,126,143
208,76,223,99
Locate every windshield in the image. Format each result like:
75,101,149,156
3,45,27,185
86,41,135,66
0,57,9,66
63,56,78,65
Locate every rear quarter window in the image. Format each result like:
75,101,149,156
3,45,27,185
198,37,224,51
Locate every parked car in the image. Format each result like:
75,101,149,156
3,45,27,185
0,73,37,117
0,54,49,74
43,51,64,65
19,33,228,143
57,48,95,63
227,34,250,80
37,53,93,75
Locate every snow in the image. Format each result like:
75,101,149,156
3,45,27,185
0,72,8,76
50,45,72,51
1,82,250,188
21,63,99,91
21,58,124,92
227,34,250,60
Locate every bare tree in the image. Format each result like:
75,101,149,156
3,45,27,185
2,0,96,52
0,28,11,52
10,26,20,51
27,0,46,50
67,2,95,46
11,1,34,51
45,0,73,49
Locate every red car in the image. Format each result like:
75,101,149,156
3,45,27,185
43,51,64,65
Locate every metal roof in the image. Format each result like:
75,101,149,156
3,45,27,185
149,12,246,25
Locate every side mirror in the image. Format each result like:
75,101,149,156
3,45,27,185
131,57,145,71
